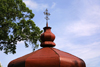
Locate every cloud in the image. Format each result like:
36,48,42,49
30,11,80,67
65,1,100,37
69,42,100,60
66,20,99,36
23,0,48,10
51,2,56,9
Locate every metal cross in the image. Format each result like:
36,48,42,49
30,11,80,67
44,9,50,27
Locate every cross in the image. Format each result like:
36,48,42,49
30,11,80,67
44,9,50,27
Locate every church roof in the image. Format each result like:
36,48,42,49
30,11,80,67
8,47,85,67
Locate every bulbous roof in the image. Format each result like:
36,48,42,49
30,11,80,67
8,47,85,67
40,27,56,47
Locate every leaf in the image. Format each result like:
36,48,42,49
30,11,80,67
24,41,29,48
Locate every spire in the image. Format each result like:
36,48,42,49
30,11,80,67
44,9,50,27
40,9,55,47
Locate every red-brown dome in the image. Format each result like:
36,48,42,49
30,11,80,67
8,47,86,67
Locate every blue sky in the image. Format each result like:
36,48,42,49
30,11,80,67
0,0,100,67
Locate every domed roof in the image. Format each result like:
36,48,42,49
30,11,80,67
8,47,85,67
8,9,86,67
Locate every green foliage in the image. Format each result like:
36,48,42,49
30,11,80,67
0,0,43,54
0,62,3,67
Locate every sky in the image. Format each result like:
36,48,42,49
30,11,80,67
0,0,100,67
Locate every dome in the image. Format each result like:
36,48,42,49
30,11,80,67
8,9,86,67
8,47,85,67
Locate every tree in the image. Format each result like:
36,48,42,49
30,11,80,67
0,62,3,67
0,0,42,54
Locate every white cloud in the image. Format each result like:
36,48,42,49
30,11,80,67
66,20,99,36
51,2,56,9
70,42,100,60
23,0,48,10
65,2,100,37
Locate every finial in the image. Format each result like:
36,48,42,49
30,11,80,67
44,9,50,27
